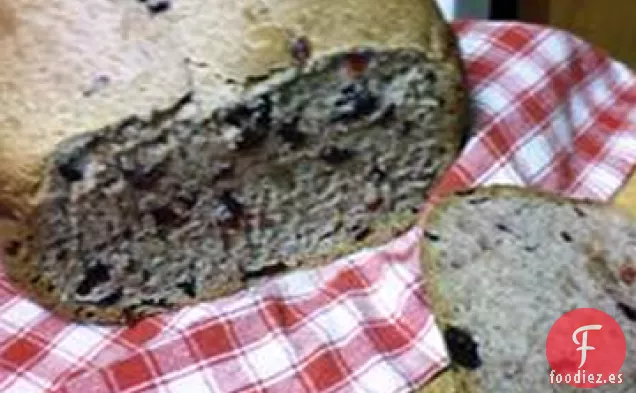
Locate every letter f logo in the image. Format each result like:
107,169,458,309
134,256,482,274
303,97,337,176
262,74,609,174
572,325,602,368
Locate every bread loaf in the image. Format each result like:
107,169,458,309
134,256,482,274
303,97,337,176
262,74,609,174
420,187,636,392
0,0,468,323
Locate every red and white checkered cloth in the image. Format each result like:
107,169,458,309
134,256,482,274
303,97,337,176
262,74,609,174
1,21,635,393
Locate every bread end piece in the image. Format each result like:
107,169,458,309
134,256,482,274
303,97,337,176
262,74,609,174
420,186,636,392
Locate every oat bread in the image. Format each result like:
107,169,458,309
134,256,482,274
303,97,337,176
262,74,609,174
420,187,636,392
0,0,468,323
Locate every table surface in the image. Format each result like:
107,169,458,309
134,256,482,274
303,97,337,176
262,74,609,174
615,172,636,217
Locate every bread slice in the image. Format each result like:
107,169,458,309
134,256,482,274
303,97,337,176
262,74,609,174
420,187,636,392
0,0,467,323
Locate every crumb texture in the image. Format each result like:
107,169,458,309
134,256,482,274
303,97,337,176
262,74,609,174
14,48,463,321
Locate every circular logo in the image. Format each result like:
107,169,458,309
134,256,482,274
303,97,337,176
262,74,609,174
546,308,626,388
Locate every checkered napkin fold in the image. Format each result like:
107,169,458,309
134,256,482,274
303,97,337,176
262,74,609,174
1,21,635,393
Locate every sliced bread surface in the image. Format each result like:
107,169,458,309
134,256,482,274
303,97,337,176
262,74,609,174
420,187,636,393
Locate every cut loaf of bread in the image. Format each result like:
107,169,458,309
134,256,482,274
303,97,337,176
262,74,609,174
0,0,468,323
420,187,636,393
615,170,636,218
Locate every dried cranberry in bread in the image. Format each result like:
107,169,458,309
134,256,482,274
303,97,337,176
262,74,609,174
0,0,468,323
